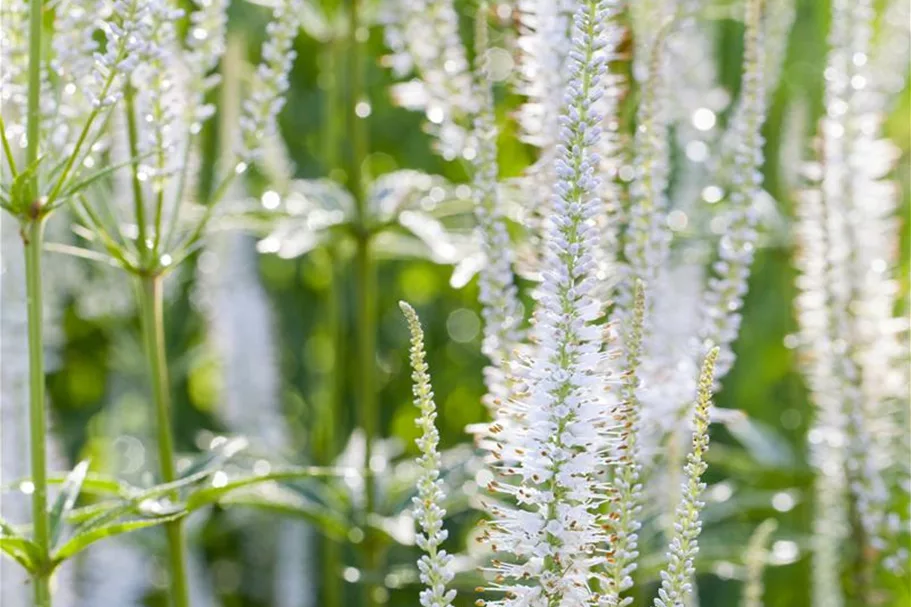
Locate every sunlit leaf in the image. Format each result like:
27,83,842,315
49,460,90,548
51,512,185,565
184,466,343,512
219,483,351,541
0,535,40,573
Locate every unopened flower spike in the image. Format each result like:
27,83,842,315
653,346,719,607
601,279,646,607
399,301,457,607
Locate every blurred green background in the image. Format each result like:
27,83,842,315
34,0,909,605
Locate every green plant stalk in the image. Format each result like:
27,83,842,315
26,0,42,195
138,275,189,607
346,1,379,605
317,249,343,607
354,235,378,606
124,87,148,253
24,1,52,604
24,219,52,607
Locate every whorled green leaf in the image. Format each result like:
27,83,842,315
219,483,351,541
51,512,185,566
2,471,131,498
57,153,154,202
184,466,342,512
0,535,41,573
9,153,45,213
176,436,248,484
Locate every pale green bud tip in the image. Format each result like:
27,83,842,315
399,300,421,332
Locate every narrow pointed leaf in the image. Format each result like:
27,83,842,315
49,460,90,547
0,536,40,573
52,512,185,564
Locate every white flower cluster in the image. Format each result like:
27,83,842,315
797,0,910,599
400,302,457,607
386,1,772,605
239,0,303,163
479,2,620,605
92,0,153,109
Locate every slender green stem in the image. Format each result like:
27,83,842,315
26,0,42,193
354,233,378,607
347,1,378,605
124,86,148,258
138,275,190,607
318,249,343,607
24,218,52,607
24,2,52,604
348,0,367,207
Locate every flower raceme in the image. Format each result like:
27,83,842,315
401,302,458,607
479,1,622,605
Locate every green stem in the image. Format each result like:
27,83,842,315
347,1,378,605
138,275,190,607
317,249,343,607
24,1,51,604
24,218,51,607
124,86,148,258
26,0,42,194
354,234,378,607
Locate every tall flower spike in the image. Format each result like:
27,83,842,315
239,0,302,164
617,19,673,351
740,519,778,607
623,22,672,291
185,0,230,130
823,0,907,582
471,7,523,404
511,0,575,281
132,1,186,194
399,302,457,607
794,183,848,607
602,280,646,607
514,0,575,150
653,346,719,607
699,0,768,379
383,0,477,161
480,1,621,604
